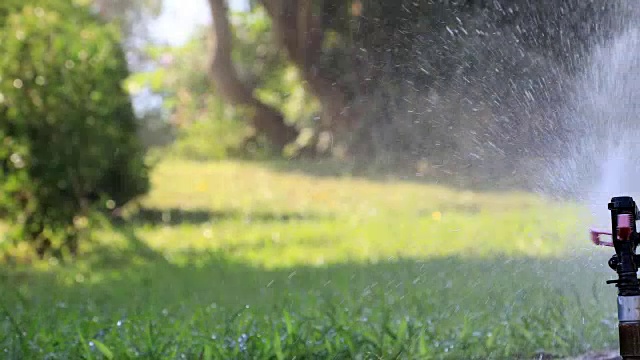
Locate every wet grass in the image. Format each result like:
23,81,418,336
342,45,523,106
0,160,621,359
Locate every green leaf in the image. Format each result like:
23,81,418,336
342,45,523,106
202,345,213,360
273,326,284,360
283,310,294,336
77,330,93,360
91,339,114,360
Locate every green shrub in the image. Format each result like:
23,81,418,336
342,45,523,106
169,99,255,161
0,3,150,257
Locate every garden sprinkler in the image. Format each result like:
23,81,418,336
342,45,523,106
590,196,640,359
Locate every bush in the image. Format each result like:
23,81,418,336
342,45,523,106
168,98,258,161
0,3,150,257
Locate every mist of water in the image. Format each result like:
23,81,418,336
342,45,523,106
553,25,640,227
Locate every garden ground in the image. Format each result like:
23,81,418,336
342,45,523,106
0,159,621,359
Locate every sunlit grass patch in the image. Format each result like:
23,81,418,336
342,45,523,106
132,160,594,267
124,206,586,270
144,160,548,215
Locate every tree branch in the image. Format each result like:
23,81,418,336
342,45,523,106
207,0,298,150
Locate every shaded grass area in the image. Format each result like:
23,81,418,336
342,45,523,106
0,160,620,359
0,235,618,359
124,207,329,227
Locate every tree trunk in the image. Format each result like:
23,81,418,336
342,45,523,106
207,0,298,151
260,0,358,136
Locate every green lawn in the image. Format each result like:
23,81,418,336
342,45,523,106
0,159,621,359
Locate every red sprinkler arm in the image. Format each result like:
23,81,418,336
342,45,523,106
591,214,634,247
591,228,614,247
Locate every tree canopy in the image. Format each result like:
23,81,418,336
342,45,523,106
201,0,630,185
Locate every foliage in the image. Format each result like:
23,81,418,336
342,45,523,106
0,159,616,358
0,0,96,26
188,0,628,187
169,97,255,161
230,7,320,128
127,29,251,160
126,6,319,161
0,3,149,256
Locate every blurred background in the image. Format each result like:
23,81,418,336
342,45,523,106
1,0,638,359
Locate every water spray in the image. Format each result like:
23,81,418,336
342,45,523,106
591,196,640,359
